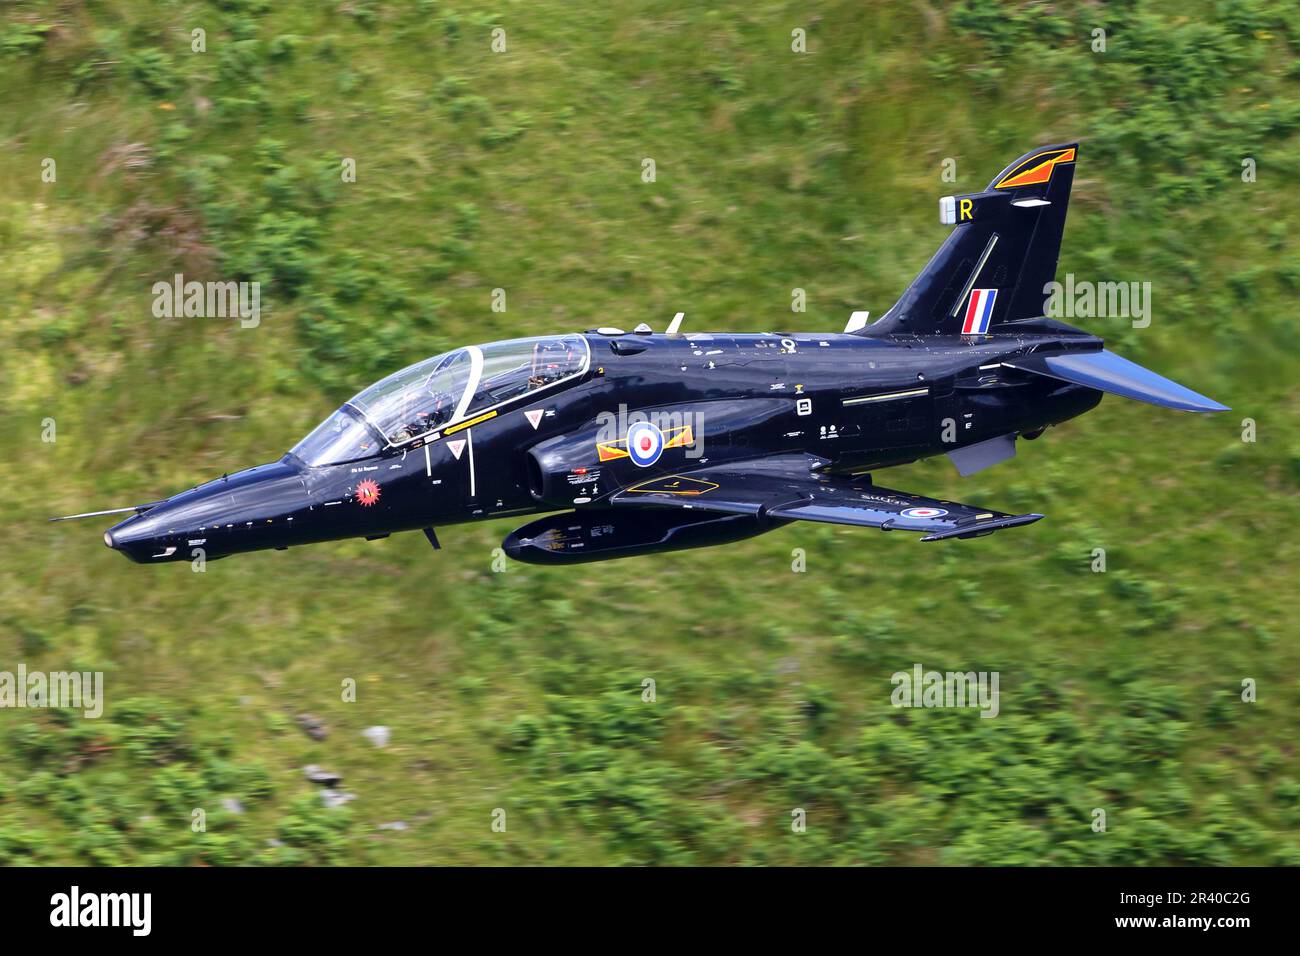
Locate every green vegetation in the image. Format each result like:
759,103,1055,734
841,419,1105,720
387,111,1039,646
1,0,1297,865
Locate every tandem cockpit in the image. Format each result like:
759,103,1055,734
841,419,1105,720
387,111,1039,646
291,334,590,467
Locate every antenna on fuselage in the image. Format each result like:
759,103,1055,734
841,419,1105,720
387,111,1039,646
844,310,870,333
666,312,685,334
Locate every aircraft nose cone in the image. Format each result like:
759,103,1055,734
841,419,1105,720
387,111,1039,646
105,510,166,562
106,460,311,563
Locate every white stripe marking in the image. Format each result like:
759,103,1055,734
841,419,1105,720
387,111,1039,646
467,430,476,498
951,233,999,317
842,386,930,406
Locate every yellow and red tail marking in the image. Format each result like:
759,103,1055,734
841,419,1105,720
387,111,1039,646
994,147,1076,189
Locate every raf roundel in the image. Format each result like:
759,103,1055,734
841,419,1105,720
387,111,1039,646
901,506,947,519
626,421,665,468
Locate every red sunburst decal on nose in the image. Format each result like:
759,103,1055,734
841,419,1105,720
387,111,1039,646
355,479,381,507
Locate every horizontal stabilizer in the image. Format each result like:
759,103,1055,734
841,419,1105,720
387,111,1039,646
1005,350,1228,413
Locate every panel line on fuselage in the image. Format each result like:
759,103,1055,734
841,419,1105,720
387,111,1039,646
842,386,931,406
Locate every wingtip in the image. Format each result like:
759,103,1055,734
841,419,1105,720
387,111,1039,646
1172,393,1230,413
920,512,1044,542
1172,397,1230,413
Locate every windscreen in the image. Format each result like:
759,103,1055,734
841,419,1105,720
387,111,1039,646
291,407,381,467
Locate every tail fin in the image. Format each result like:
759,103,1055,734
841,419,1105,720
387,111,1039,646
863,143,1078,336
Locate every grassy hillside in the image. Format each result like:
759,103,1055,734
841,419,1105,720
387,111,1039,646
1,0,1298,864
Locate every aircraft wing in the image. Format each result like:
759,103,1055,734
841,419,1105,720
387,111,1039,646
609,455,1042,541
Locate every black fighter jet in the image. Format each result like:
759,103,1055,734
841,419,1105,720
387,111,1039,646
56,143,1227,565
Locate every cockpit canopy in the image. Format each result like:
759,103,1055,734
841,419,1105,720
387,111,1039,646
291,334,590,467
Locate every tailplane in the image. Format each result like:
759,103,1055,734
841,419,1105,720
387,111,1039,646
863,143,1078,336
1004,349,1229,413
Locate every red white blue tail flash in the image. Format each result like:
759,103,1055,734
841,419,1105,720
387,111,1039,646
961,288,997,335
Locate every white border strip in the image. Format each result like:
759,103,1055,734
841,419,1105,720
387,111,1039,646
842,386,930,406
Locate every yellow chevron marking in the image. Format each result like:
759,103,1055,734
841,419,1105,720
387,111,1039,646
443,410,498,435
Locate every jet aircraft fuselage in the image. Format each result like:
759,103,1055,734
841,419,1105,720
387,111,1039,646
99,326,1104,564
66,143,1227,565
